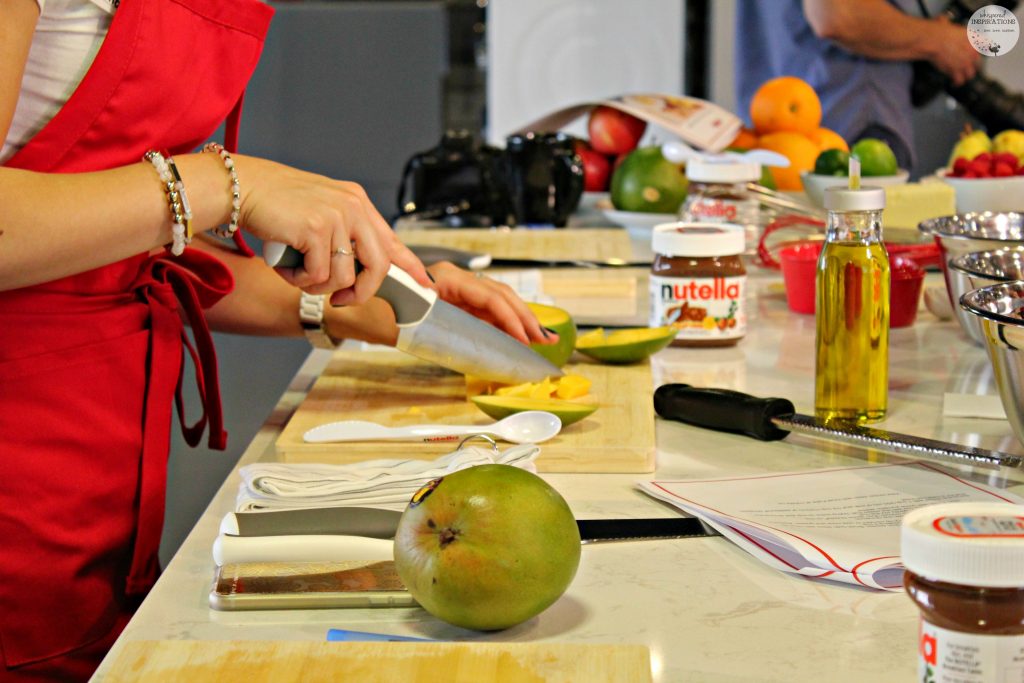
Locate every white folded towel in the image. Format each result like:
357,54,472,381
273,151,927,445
236,444,540,512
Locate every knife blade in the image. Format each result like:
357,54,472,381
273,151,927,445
220,509,716,543
654,383,1024,470
406,245,651,271
487,257,653,269
264,242,561,384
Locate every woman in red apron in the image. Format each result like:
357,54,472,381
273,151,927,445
0,1,551,679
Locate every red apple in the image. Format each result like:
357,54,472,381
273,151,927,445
574,140,612,192
587,105,647,155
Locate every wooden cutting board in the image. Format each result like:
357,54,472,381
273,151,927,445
396,227,632,262
275,352,656,473
104,640,653,682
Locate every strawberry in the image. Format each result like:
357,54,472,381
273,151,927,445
996,152,1019,167
994,161,1015,177
974,152,993,164
969,159,991,177
952,157,971,175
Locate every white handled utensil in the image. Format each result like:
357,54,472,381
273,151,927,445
303,411,562,445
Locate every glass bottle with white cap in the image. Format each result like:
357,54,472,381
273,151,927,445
678,157,762,254
814,182,889,424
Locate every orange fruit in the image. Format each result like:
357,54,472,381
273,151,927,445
756,131,819,191
727,126,759,150
809,126,848,152
750,76,822,136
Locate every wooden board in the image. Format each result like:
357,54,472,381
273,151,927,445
104,640,653,683
275,352,656,473
396,227,633,262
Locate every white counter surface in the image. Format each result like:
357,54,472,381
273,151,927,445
91,271,1024,683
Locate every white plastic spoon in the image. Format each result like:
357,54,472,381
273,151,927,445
302,410,562,445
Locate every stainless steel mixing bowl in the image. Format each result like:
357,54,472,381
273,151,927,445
949,247,1024,345
919,212,1024,345
960,281,1024,449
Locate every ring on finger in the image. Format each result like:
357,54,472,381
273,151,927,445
333,245,354,257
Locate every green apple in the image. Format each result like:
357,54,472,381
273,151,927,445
393,464,581,631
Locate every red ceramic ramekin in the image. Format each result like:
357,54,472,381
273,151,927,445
779,243,925,328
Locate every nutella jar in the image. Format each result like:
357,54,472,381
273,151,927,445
901,502,1024,683
649,222,747,347
678,157,762,254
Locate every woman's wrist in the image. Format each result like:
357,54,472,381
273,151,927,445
323,298,398,347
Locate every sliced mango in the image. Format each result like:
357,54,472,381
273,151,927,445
495,382,536,398
575,326,676,364
471,396,598,426
554,375,592,399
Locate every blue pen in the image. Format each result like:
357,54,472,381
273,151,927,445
326,628,434,643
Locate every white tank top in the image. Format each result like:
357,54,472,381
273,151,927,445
1,0,115,163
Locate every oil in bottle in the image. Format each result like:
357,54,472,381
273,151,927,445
814,186,889,425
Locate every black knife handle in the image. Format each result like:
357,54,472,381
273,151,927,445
653,384,794,441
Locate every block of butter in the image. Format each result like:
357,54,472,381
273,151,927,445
882,182,956,230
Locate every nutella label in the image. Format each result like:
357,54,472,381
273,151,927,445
685,197,758,225
918,619,1024,683
934,515,1024,537
649,274,746,340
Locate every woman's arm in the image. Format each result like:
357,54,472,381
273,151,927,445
802,0,980,86
192,238,552,346
0,0,428,302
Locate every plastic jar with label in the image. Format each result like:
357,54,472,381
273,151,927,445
649,222,747,347
901,502,1024,683
678,157,762,254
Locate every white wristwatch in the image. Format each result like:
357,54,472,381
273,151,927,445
299,292,337,349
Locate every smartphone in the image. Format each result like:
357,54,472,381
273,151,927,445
209,560,417,611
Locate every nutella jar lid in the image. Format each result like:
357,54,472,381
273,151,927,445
686,158,761,183
901,502,1024,588
651,222,746,257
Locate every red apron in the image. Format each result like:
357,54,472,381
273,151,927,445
0,0,272,678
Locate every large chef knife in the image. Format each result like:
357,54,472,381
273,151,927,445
654,384,1024,470
264,243,561,384
220,508,715,543
407,244,651,270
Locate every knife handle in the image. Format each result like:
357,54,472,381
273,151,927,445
653,384,794,441
263,242,435,323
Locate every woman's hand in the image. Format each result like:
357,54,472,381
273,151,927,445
426,261,557,346
233,155,430,306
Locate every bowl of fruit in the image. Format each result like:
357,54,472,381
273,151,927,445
801,139,909,207
941,128,1024,213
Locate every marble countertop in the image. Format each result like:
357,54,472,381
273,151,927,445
91,268,1024,683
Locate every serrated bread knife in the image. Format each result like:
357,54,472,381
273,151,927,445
654,384,1024,470
264,242,561,384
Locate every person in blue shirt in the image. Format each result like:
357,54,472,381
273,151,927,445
735,0,981,171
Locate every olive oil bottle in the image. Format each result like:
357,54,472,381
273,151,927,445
814,186,889,425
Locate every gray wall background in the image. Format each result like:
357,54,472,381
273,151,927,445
160,2,447,563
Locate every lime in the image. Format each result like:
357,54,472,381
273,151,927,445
813,148,850,176
610,146,688,213
851,138,898,176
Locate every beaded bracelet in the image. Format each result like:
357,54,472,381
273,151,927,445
143,150,192,256
202,142,241,238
